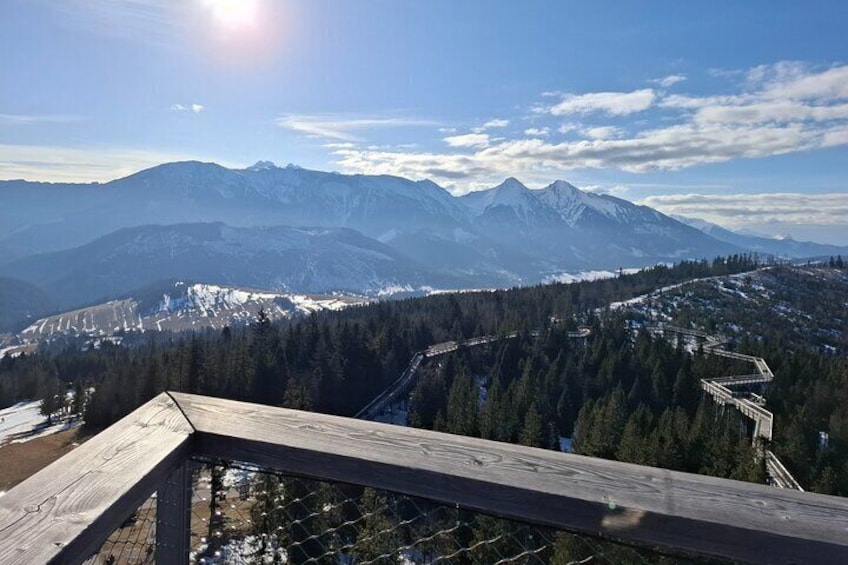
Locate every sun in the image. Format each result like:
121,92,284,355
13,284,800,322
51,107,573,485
202,0,259,32
190,0,288,67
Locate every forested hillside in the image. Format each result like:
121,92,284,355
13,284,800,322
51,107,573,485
3,254,847,497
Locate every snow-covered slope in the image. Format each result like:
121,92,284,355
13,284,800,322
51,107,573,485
461,178,546,221
536,180,630,226
18,282,367,340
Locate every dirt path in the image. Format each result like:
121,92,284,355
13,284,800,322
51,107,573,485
0,428,89,491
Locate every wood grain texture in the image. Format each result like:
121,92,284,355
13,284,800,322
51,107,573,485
172,392,848,565
0,393,193,565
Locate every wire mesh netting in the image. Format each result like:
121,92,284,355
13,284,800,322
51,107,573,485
87,458,732,564
184,459,726,565
83,494,157,564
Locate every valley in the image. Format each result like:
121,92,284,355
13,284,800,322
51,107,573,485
3,162,845,329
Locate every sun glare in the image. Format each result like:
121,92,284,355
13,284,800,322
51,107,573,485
190,0,288,67
203,0,259,31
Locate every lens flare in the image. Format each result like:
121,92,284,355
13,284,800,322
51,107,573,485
203,0,259,31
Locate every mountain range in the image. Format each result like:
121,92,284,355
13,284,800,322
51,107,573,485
1,160,844,330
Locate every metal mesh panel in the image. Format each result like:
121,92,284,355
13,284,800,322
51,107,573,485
83,494,157,564
84,457,734,564
185,459,727,565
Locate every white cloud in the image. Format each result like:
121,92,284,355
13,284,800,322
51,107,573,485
0,113,83,125
652,74,687,88
443,133,490,148
662,63,848,127
582,184,630,196
471,119,510,134
330,119,820,190
748,61,848,101
558,122,581,134
549,89,656,116
582,126,620,140
327,62,848,193
276,114,437,141
639,192,848,229
821,125,848,148
524,127,550,137
482,119,509,129
171,103,204,113
0,143,224,183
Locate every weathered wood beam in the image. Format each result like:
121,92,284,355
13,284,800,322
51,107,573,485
0,393,193,565
172,392,848,565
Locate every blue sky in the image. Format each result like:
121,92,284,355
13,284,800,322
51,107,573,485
2,0,848,243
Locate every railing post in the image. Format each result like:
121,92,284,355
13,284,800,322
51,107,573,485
156,460,193,562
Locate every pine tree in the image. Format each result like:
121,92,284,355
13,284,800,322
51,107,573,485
352,488,398,562
519,403,544,447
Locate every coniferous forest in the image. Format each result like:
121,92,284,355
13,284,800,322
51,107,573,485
1,253,847,500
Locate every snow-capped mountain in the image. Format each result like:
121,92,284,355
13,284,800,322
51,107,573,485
672,215,848,258
461,178,560,225
3,159,841,319
457,176,732,267
0,161,471,260
537,181,636,226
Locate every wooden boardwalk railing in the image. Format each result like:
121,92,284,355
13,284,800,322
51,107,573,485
1,392,847,564
648,324,800,490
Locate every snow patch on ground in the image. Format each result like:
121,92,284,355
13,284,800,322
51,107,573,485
160,283,282,315
544,268,640,285
10,419,82,444
286,294,353,314
0,401,46,446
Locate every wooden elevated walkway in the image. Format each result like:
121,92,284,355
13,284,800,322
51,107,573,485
648,325,799,490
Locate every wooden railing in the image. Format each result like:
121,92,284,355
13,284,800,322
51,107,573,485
1,392,847,564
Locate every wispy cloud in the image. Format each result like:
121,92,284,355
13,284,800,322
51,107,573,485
469,119,510,134
55,0,183,49
0,143,223,183
524,127,550,137
170,103,204,113
443,133,490,148
547,89,657,116
328,62,848,191
276,114,437,141
582,126,621,140
582,184,630,197
651,74,687,88
0,113,83,125
639,192,848,229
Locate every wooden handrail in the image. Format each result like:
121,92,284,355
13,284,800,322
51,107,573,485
0,393,193,564
1,392,847,564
